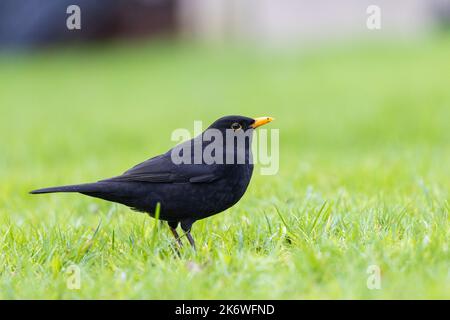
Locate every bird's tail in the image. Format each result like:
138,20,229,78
30,183,102,194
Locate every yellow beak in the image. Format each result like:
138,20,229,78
251,117,274,128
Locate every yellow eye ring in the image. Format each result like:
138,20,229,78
231,122,242,131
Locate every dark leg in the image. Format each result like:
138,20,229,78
167,221,183,247
169,228,183,248
186,232,196,250
181,220,196,251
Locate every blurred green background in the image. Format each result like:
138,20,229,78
0,0,449,299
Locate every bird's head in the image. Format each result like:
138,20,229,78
207,115,274,133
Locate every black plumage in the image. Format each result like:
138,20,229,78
30,115,274,249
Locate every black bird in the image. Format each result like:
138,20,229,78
30,115,274,249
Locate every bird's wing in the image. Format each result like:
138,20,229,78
100,152,225,184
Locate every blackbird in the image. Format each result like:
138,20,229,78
30,115,274,249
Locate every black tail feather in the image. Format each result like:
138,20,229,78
30,183,101,194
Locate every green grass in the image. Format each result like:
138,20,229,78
0,37,449,299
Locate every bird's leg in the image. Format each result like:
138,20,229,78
186,232,196,251
169,227,183,248
167,221,183,248
181,220,196,251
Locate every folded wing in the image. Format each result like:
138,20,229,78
100,151,224,184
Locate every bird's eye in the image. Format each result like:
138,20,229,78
231,122,242,131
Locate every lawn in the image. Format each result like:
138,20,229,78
0,36,449,299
